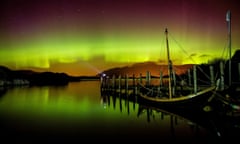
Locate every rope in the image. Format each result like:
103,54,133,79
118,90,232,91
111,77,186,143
168,32,212,81
138,82,160,94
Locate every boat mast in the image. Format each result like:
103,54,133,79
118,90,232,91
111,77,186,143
226,10,231,86
165,28,173,99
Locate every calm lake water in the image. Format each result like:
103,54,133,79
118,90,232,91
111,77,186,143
0,81,227,143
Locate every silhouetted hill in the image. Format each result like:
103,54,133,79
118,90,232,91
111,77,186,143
99,62,193,77
98,57,240,86
0,66,99,86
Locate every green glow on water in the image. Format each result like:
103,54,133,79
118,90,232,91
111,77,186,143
0,82,142,123
0,81,211,141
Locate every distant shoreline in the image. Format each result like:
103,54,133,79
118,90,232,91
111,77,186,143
0,65,99,86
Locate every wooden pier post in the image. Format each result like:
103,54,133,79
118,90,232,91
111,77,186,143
135,84,138,96
148,71,151,85
107,76,110,90
146,71,151,86
125,74,128,95
160,71,163,87
158,71,163,96
173,70,176,96
100,75,104,90
188,69,192,86
220,61,225,90
132,74,135,87
193,65,197,94
132,74,136,95
139,73,143,84
118,75,121,92
112,74,116,89
210,65,214,86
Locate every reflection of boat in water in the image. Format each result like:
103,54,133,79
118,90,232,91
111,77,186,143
137,28,216,110
138,102,240,143
137,104,220,139
101,90,240,142
100,92,216,142
137,104,218,142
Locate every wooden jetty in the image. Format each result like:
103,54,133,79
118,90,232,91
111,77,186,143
100,62,220,110
100,29,220,110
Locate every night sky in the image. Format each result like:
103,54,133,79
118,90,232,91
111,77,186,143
1,0,240,76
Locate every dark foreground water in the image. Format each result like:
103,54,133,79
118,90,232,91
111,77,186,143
0,81,238,143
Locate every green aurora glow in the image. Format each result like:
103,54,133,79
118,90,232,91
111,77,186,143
1,0,240,76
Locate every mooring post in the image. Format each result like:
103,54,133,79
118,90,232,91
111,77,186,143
209,65,214,86
100,75,104,91
125,74,128,95
139,73,142,84
148,71,151,86
146,71,149,86
112,74,116,90
220,61,225,91
146,71,151,86
118,75,121,92
107,76,110,90
158,71,163,96
172,70,176,96
193,65,197,94
188,69,192,86
132,74,135,94
160,71,163,88
135,84,138,96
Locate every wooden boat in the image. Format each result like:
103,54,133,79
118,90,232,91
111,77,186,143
137,28,216,109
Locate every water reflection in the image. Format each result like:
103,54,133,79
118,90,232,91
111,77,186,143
100,91,215,142
101,88,240,143
0,81,238,143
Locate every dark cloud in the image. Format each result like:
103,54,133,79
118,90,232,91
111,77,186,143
199,54,211,58
190,53,197,57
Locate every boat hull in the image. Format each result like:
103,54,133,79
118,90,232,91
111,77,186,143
137,86,216,110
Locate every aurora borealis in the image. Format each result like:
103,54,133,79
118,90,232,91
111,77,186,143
1,0,240,76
